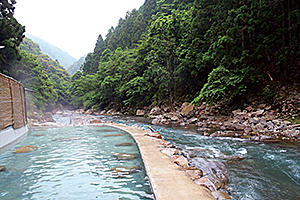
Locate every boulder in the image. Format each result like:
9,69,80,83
180,102,194,118
113,153,138,160
250,109,265,117
188,117,198,124
14,146,38,153
173,155,189,169
160,148,178,157
136,109,147,116
189,157,229,189
44,112,56,122
185,169,203,180
90,119,102,124
159,139,171,147
170,115,180,121
194,177,217,192
211,191,231,200
149,106,163,115
84,109,94,115
179,150,197,159
100,110,106,115
0,165,7,172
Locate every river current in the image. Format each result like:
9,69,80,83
104,115,300,200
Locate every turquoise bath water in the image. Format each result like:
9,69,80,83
0,125,154,200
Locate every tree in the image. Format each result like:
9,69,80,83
146,10,184,106
0,0,25,72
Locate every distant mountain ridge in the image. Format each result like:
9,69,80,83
26,33,76,69
67,55,85,75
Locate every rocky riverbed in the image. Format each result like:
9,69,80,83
28,98,300,144
137,102,300,143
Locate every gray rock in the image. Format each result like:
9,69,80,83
149,106,163,115
160,148,178,157
179,150,197,159
189,157,229,189
194,177,217,192
250,109,265,117
188,117,198,124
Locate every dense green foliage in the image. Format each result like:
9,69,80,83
9,50,57,109
20,37,71,106
0,0,25,72
70,0,300,110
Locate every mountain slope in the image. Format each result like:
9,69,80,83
67,55,85,75
26,33,76,69
20,37,71,106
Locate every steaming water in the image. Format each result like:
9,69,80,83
102,115,300,200
0,124,154,199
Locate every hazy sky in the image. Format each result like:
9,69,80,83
15,0,145,59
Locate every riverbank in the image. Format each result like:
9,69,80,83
65,100,300,144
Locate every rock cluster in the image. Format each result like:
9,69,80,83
210,109,300,142
273,86,300,119
132,124,232,199
145,102,300,143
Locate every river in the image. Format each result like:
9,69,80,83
101,115,300,200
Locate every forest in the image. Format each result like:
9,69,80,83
1,0,299,114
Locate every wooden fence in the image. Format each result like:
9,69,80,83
0,73,27,130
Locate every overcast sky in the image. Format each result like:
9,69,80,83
15,0,145,59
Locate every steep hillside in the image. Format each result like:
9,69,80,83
20,37,71,106
26,33,76,68
67,55,85,75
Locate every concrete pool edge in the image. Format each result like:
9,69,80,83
102,122,214,200
0,125,29,149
